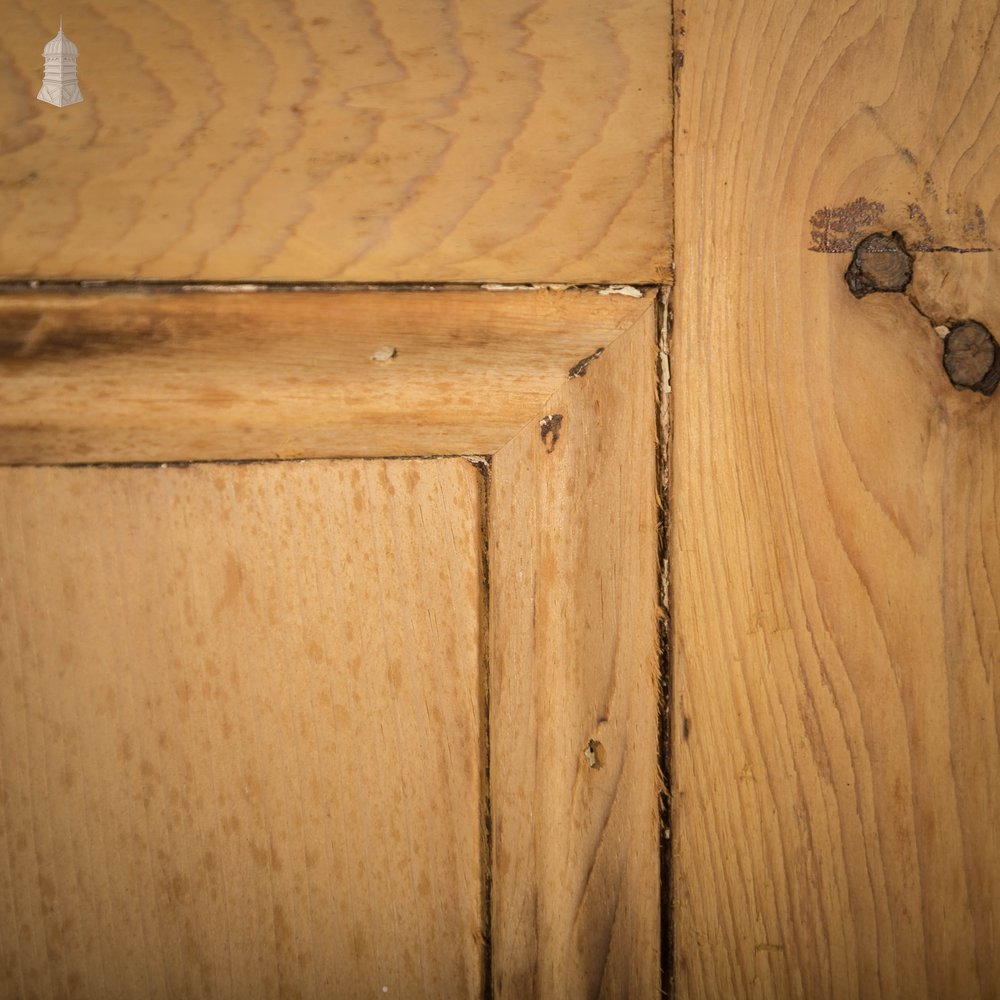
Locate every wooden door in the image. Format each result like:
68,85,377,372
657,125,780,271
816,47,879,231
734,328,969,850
3,1,1000,998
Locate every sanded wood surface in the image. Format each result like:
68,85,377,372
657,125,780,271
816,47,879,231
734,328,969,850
0,459,485,999
0,289,650,464
0,0,670,284
490,305,661,997
672,3,1000,998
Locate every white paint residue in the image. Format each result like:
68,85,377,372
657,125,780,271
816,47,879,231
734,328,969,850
482,283,646,296
180,284,270,293
371,346,397,362
481,283,566,292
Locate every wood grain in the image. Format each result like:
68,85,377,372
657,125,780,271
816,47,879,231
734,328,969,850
490,304,662,997
0,458,485,999
672,2,1000,998
0,288,651,463
0,0,670,284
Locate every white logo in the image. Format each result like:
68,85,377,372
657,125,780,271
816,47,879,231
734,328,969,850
37,18,83,108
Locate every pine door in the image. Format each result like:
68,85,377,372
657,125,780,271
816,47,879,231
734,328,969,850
2,2,999,998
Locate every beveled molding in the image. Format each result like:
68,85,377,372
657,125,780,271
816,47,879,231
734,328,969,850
0,286,657,465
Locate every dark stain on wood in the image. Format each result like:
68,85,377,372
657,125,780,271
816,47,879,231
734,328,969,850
907,202,935,247
845,232,914,298
568,347,604,379
682,716,691,742
539,414,563,453
812,198,991,254
0,310,171,361
810,198,886,253
943,322,1000,396
900,200,991,252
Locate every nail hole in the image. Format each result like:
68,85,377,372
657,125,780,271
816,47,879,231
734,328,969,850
584,739,605,770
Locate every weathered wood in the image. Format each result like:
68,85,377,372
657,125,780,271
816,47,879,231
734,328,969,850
672,2,1000,998
0,0,671,284
490,304,661,997
0,289,650,463
0,459,485,999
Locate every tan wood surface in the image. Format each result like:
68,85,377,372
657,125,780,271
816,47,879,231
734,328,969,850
0,0,670,284
0,458,485,999
490,304,662,997
672,2,1000,998
0,288,650,464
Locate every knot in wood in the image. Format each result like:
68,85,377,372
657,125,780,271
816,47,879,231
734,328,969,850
942,321,1000,396
845,232,914,298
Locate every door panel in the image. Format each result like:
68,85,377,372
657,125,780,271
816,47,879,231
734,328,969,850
0,290,663,999
0,459,485,998
0,0,670,284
